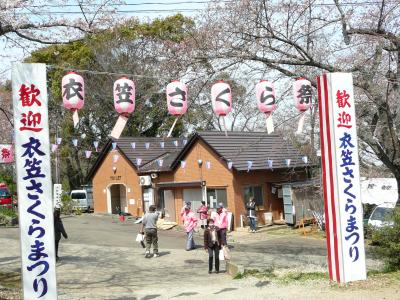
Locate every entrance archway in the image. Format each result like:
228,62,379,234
107,184,127,214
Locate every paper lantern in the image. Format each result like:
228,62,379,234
62,72,84,110
166,80,188,116
211,81,232,116
113,77,135,115
256,80,277,114
293,78,312,112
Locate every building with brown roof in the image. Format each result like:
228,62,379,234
87,131,312,229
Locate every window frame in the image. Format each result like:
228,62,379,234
243,185,264,207
206,188,228,209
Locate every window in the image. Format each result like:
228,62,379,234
157,189,165,210
243,186,263,206
70,192,86,199
370,207,393,221
207,188,227,209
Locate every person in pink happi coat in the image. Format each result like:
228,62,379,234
213,203,228,246
181,202,198,251
197,201,209,229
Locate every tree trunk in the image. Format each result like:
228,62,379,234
396,175,400,206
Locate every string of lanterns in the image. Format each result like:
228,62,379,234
61,72,313,137
57,72,312,172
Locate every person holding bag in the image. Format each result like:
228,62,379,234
204,219,222,274
140,205,160,258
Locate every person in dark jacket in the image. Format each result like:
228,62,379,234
246,197,257,232
54,209,68,261
204,218,222,274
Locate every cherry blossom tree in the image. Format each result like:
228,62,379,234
0,0,119,45
182,0,400,202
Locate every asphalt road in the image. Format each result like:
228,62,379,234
0,213,190,248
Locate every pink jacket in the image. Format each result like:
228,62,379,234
183,210,198,232
213,211,228,229
197,205,208,220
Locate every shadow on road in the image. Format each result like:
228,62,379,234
172,292,198,298
0,256,18,263
157,251,170,257
141,295,160,300
57,255,98,265
214,287,238,294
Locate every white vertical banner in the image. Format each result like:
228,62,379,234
53,184,62,209
317,72,366,283
12,63,57,299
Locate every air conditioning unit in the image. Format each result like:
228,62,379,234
139,176,152,186
150,173,158,179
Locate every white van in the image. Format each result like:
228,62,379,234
368,202,397,228
71,187,93,212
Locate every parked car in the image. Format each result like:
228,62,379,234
0,183,13,209
368,202,396,228
70,187,93,212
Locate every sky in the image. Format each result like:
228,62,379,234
0,0,211,82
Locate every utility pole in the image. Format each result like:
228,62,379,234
54,124,60,184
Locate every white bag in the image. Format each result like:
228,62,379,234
223,245,231,260
219,248,225,261
135,233,144,242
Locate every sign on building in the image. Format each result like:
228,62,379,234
53,184,62,208
0,144,14,164
12,63,58,299
317,72,366,283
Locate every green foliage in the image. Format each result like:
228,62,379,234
233,272,244,280
364,224,374,240
278,272,327,284
0,207,17,218
0,207,17,226
372,208,400,271
233,267,327,283
363,204,377,220
0,167,16,194
61,194,74,215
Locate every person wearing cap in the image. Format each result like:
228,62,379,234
213,203,228,246
180,201,191,217
182,203,198,250
197,201,209,229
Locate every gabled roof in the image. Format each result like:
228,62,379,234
171,131,309,171
86,137,186,180
87,131,310,180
